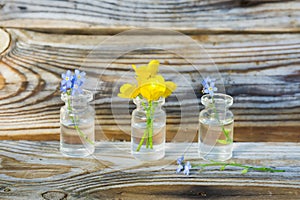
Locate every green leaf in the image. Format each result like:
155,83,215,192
241,168,248,174
217,139,228,144
220,165,226,171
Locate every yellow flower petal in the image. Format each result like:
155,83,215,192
153,74,165,83
148,60,159,76
163,81,177,98
133,64,150,79
118,83,139,99
132,60,160,82
132,64,147,75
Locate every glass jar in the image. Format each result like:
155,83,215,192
60,90,95,157
131,97,166,161
198,93,234,161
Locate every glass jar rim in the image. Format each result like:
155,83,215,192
61,89,93,102
201,93,233,107
133,96,165,105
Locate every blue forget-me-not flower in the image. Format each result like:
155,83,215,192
202,77,217,96
176,156,192,175
60,70,85,95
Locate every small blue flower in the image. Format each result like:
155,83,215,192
60,69,86,95
61,70,72,90
176,156,185,173
183,161,192,175
177,155,184,165
71,81,83,96
74,69,86,85
201,77,211,88
202,76,217,96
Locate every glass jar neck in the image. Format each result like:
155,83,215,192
133,97,165,112
61,90,93,112
201,93,233,111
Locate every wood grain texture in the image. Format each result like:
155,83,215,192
0,141,299,199
0,28,10,55
0,29,299,141
0,0,299,33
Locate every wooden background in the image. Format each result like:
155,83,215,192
0,0,299,142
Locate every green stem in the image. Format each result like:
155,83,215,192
211,96,233,144
149,101,153,149
146,102,150,149
136,128,147,152
193,162,285,173
136,99,149,151
136,98,155,151
66,91,94,145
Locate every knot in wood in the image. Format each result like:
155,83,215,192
41,191,67,200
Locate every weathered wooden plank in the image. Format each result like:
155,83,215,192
0,141,299,199
0,0,299,33
0,29,299,141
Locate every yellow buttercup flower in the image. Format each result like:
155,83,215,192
119,60,176,101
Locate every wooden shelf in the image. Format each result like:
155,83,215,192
0,141,299,199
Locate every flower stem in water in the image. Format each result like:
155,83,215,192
66,91,94,145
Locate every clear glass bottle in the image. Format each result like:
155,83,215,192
131,97,166,161
60,90,95,157
198,93,234,161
